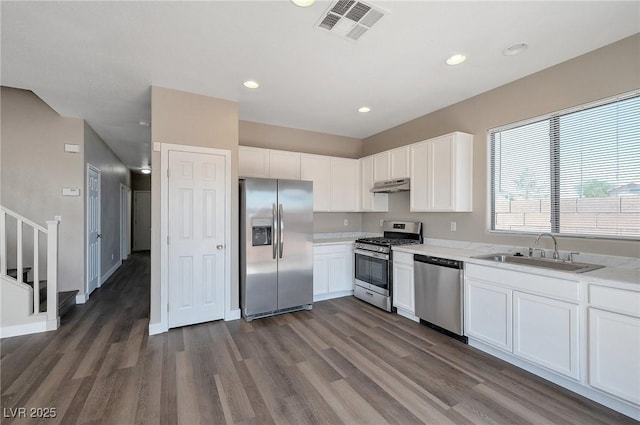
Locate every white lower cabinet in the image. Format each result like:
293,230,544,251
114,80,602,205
313,244,354,301
513,291,579,380
392,252,415,316
465,263,640,419
464,278,512,351
588,284,640,406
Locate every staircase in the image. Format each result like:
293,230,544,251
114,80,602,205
6,267,77,319
1,206,64,337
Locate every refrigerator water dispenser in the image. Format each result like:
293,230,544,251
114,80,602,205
251,218,272,246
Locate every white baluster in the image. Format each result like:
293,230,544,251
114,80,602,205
46,220,59,323
17,219,23,284
34,229,40,313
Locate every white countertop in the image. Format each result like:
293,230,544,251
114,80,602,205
393,244,486,261
394,244,639,291
313,237,357,246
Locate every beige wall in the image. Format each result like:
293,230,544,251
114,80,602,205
150,86,239,325
84,123,131,281
361,35,640,258
240,121,362,159
1,87,86,292
313,213,363,234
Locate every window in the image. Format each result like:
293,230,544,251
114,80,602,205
490,92,640,239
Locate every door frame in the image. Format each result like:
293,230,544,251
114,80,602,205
120,183,131,261
159,143,232,333
86,163,101,298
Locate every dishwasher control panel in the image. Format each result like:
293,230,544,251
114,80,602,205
414,254,462,269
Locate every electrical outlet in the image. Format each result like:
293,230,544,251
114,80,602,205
450,221,457,232
343,219,349,227
380,219,384,227
112,253,115,260
54,215,62,221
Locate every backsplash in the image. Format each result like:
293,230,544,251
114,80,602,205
424,238,640,270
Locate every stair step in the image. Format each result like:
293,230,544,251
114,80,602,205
6,267,31,282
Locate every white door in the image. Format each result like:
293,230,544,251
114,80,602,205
87,165,101,296
300,154,331,212
465,278,513,351
168,150,226,328
133,191,151,251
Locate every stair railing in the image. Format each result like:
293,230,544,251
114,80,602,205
0,206,59,322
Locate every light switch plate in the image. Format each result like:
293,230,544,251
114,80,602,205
62,188,80,196
450,221,457,232
64,143,81,153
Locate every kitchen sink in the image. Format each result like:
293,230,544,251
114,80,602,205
471,253,604,273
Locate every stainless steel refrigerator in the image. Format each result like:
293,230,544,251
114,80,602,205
240,178,313,321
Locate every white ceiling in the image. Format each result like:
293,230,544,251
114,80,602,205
2,1,638,170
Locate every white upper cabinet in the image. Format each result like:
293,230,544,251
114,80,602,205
359,155,388,212
239,146,269,178
390,146,410,179
239,147,301,180
268,149,301,179
330,157,359,212
410,132,473,212
373,152,390,182
300,154,331,212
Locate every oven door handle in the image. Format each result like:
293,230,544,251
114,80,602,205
354,249,389,261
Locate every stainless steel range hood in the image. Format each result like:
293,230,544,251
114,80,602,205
370,178,410,193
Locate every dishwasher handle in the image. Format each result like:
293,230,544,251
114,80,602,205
414,254,463,269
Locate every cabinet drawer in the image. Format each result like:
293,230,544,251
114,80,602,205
393,251,414,265
314,243,353,255
465,263,579,302
589,285,640,317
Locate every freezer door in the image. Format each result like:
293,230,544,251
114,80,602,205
241,178,278,316
277,179,313,309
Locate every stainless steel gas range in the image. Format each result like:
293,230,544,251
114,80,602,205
354,220,422,312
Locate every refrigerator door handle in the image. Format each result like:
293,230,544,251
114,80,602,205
278,203,284,259
272,203,278,260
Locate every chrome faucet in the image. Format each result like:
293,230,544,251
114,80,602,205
535,233,559,259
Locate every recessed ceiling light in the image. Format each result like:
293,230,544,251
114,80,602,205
141,167,151,174
291,0,315,6
243,80,260,89
138,121,150,127
358,106,371,113
502,43,528,56
446,54,466,66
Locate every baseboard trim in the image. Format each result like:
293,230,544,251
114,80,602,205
0,319,51,338
100,261,121,285
75,293,88,304
225,309,241,321
396,308,420,322
148,322,167,336
313,290,353,302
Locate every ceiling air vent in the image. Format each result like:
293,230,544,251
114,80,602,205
316,0,387,41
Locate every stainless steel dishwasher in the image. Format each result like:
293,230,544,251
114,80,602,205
414,254,466,342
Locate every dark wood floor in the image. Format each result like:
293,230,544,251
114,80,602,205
1,253,636,425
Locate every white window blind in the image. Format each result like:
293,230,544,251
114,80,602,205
490,92,640,239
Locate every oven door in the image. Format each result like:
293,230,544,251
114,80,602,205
354,249,390,295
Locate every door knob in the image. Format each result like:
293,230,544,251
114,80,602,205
97,234,102,239
216,244,224,250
